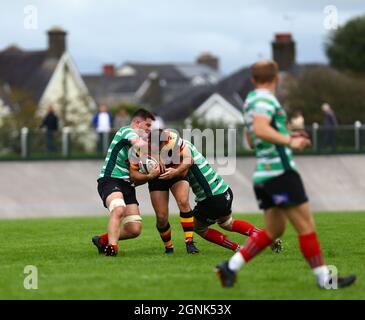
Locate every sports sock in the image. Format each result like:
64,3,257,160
299,232,330,286
232,220,260,236
99,233,108,246
157,222,173,248
238,229,273,262
299,232,324,268
203,228,239,251
228,251,246,272
180,211,194,242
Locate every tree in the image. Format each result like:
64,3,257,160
326,15,365,73
0,88,40,155
284,66,365,124
8,88,39,130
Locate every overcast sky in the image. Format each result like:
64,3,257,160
0,0,364,75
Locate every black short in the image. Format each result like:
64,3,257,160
97,177,139,208
254,170,308,210
193,188,233,225
148,175,189,192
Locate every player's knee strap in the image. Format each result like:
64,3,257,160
122,215,142,226
218,217,232,228
108,198,126,213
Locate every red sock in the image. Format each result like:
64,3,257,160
239,229,272,262
99,233,108,246
203,228,239,251
232,220,260,236
299,232,324,269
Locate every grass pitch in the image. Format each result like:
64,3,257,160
1,212,364,300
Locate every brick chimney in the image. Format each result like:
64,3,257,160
47,27,67,59
196,52,219,71
103,64,116,76
272,33,295,71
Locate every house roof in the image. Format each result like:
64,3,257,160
82,75,141,96
156,63,336,122
0,47,58,103
83,62,221,105
121,62,220,83
156,66,253,122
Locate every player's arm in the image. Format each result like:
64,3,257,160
130,136,147,150
130,162,160,186
245,130,254,149
159,145,192,180
253,115,310,151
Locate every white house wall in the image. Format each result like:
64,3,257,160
0,98,11,128
192,93,244,126
38,53,97,151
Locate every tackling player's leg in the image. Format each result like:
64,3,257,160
193,188,240,252
217,215,283,253
170,180,199,254
194,218,240,251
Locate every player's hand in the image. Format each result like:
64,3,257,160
159,161,166,174
159,167,178,180
289,137,311,151
147,165,160,180
291,130,309,139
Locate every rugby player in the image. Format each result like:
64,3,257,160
131,129,199,254
143,129,282,253
92,109,159,256
215,60,356,288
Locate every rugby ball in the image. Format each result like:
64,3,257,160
139,156,159,174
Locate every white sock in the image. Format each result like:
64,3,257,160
313,265,331,288
228,251,245,272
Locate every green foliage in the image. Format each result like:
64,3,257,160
326,15,365,73
0,89,40,154
7,88,40,130
285,66,365,124
0,213,364,299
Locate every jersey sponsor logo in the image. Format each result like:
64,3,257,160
272,193,289,205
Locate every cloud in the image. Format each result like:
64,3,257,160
0,0,363,74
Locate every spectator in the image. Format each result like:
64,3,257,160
92,105,113,153
113,108,131,131
289,111,305,131
321,103,338,152
40,105,58,153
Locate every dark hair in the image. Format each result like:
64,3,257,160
131,108,156,121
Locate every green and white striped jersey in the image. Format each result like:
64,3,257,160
99,125,139,181
184,140,229,202
243,88,297,183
